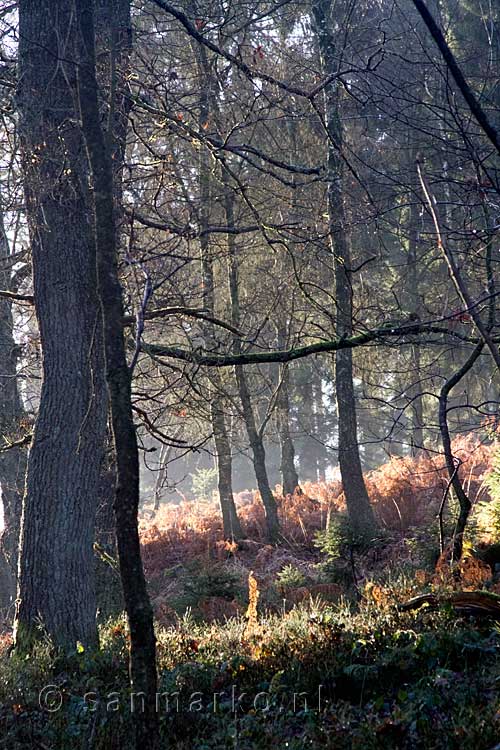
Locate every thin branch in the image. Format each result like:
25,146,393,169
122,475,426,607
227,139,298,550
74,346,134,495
411,0,500,156
417,161,500,370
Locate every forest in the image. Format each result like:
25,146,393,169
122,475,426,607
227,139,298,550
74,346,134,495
0,0,499,747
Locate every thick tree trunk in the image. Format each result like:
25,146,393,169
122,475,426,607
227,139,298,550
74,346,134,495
0,210,26,617
313,0,376,536
76,3,159,746
14,0,108,649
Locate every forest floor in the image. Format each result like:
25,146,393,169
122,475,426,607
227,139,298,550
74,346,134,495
1,433,500,748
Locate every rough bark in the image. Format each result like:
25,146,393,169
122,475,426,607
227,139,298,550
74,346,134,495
313,0,376,536
76,2,159,745
0,209,26,618
14,0,108,650
95,450,123,621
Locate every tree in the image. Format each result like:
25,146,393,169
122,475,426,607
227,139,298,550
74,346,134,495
76,1,159,744
14,0,108,649
312,0,376,535
0,205,26,614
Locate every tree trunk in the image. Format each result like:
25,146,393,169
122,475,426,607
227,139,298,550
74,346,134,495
222,175,280,542
0,209,27,618
276,324,299,495
95,449,123,621
194,43,242,541
76,2,159,745
14,0,108,650
313,0,376,536
211,402,243,539
439,343,483,561
407,156,425,455
235,366,280,542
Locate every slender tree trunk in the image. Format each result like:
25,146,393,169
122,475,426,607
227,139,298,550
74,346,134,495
275,119,300,496
407,157,425,455
297,366,328,481
194,43,242,540
439,343,483,561
0,209,26,617
76,3,159,745
235,366,280,541
297,370,317,481
313,0,376,536
14,0,108,650
211,402,243,539
95,448,123,620
276,323,299,495
418,163,500,371
222,177,280,541
91,0,134,626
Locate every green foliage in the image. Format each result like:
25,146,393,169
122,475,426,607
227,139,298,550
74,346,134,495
314,513,378,560
170,561,243,614
314,557,355,587
1,600,499,749
404,530,441,571
276,564,307,589
191,467,218,502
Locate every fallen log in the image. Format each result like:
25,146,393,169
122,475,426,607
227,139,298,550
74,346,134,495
399,591,500,617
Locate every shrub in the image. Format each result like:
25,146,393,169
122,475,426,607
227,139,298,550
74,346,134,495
276,564,307,589
191,466,218,502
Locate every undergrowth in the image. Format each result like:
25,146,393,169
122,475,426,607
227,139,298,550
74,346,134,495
1,433,498,748
0,589,499,749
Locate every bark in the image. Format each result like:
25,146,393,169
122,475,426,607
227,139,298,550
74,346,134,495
194,42,242,540
275,118,300,496
275,324,299,495
411,0,500,157
223,177,280,542
313,0,376,536
235,366,280,542
14,0,108,650
0,210,26,617
76,2,159,745
407,157,425,455
418,163,500,371
211,400,243,540
438,343,484,561
95,450,123,620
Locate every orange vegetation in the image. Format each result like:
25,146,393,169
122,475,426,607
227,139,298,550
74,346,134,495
140,433,495,621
